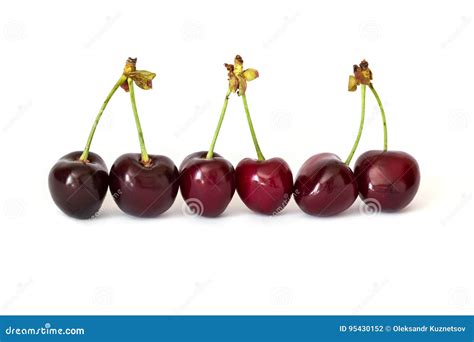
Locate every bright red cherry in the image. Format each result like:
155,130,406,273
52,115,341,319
354,150,420,211
236,158,293,215
348,60,421,212
224,55,294,215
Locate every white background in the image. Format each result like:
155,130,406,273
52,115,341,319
1,0,473,315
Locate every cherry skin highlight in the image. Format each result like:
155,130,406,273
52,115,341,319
236,158,293,215
48,151,109,219
294,153,358,216
180,151,235,217
354,150,420,212
109,153,179,217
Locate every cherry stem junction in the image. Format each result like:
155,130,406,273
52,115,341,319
79,75,127,162
368,83,388,151
241,94,265,161
206,89,231,159
128,78,150,165
345,84,366,165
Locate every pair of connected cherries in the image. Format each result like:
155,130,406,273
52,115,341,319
294,60,420,216
49,58,179,219
48,57,420,219
180,55,293,217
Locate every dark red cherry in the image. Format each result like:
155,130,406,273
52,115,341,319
294,153,358,216
236,158,293,215
48,151,109,219
179,151,235,217
354,150,420,211
109,153,179,217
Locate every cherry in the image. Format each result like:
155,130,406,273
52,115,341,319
349,60,421,212
354,150,420,211
109,153,179,217
294,153,358,216
48,60,131,219
109,59,179,217
180,58,243,218
180,151,235,217
292,63,369,217
223,55,294,215
236,158,293,215
49,151,108,219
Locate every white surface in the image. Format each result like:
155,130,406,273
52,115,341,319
0,0,473,315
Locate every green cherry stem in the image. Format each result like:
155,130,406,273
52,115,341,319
79,74,127,162
368,83,388,151
206,89,231,159
128,78,150,165
345,84,366,165
241,93,265,161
